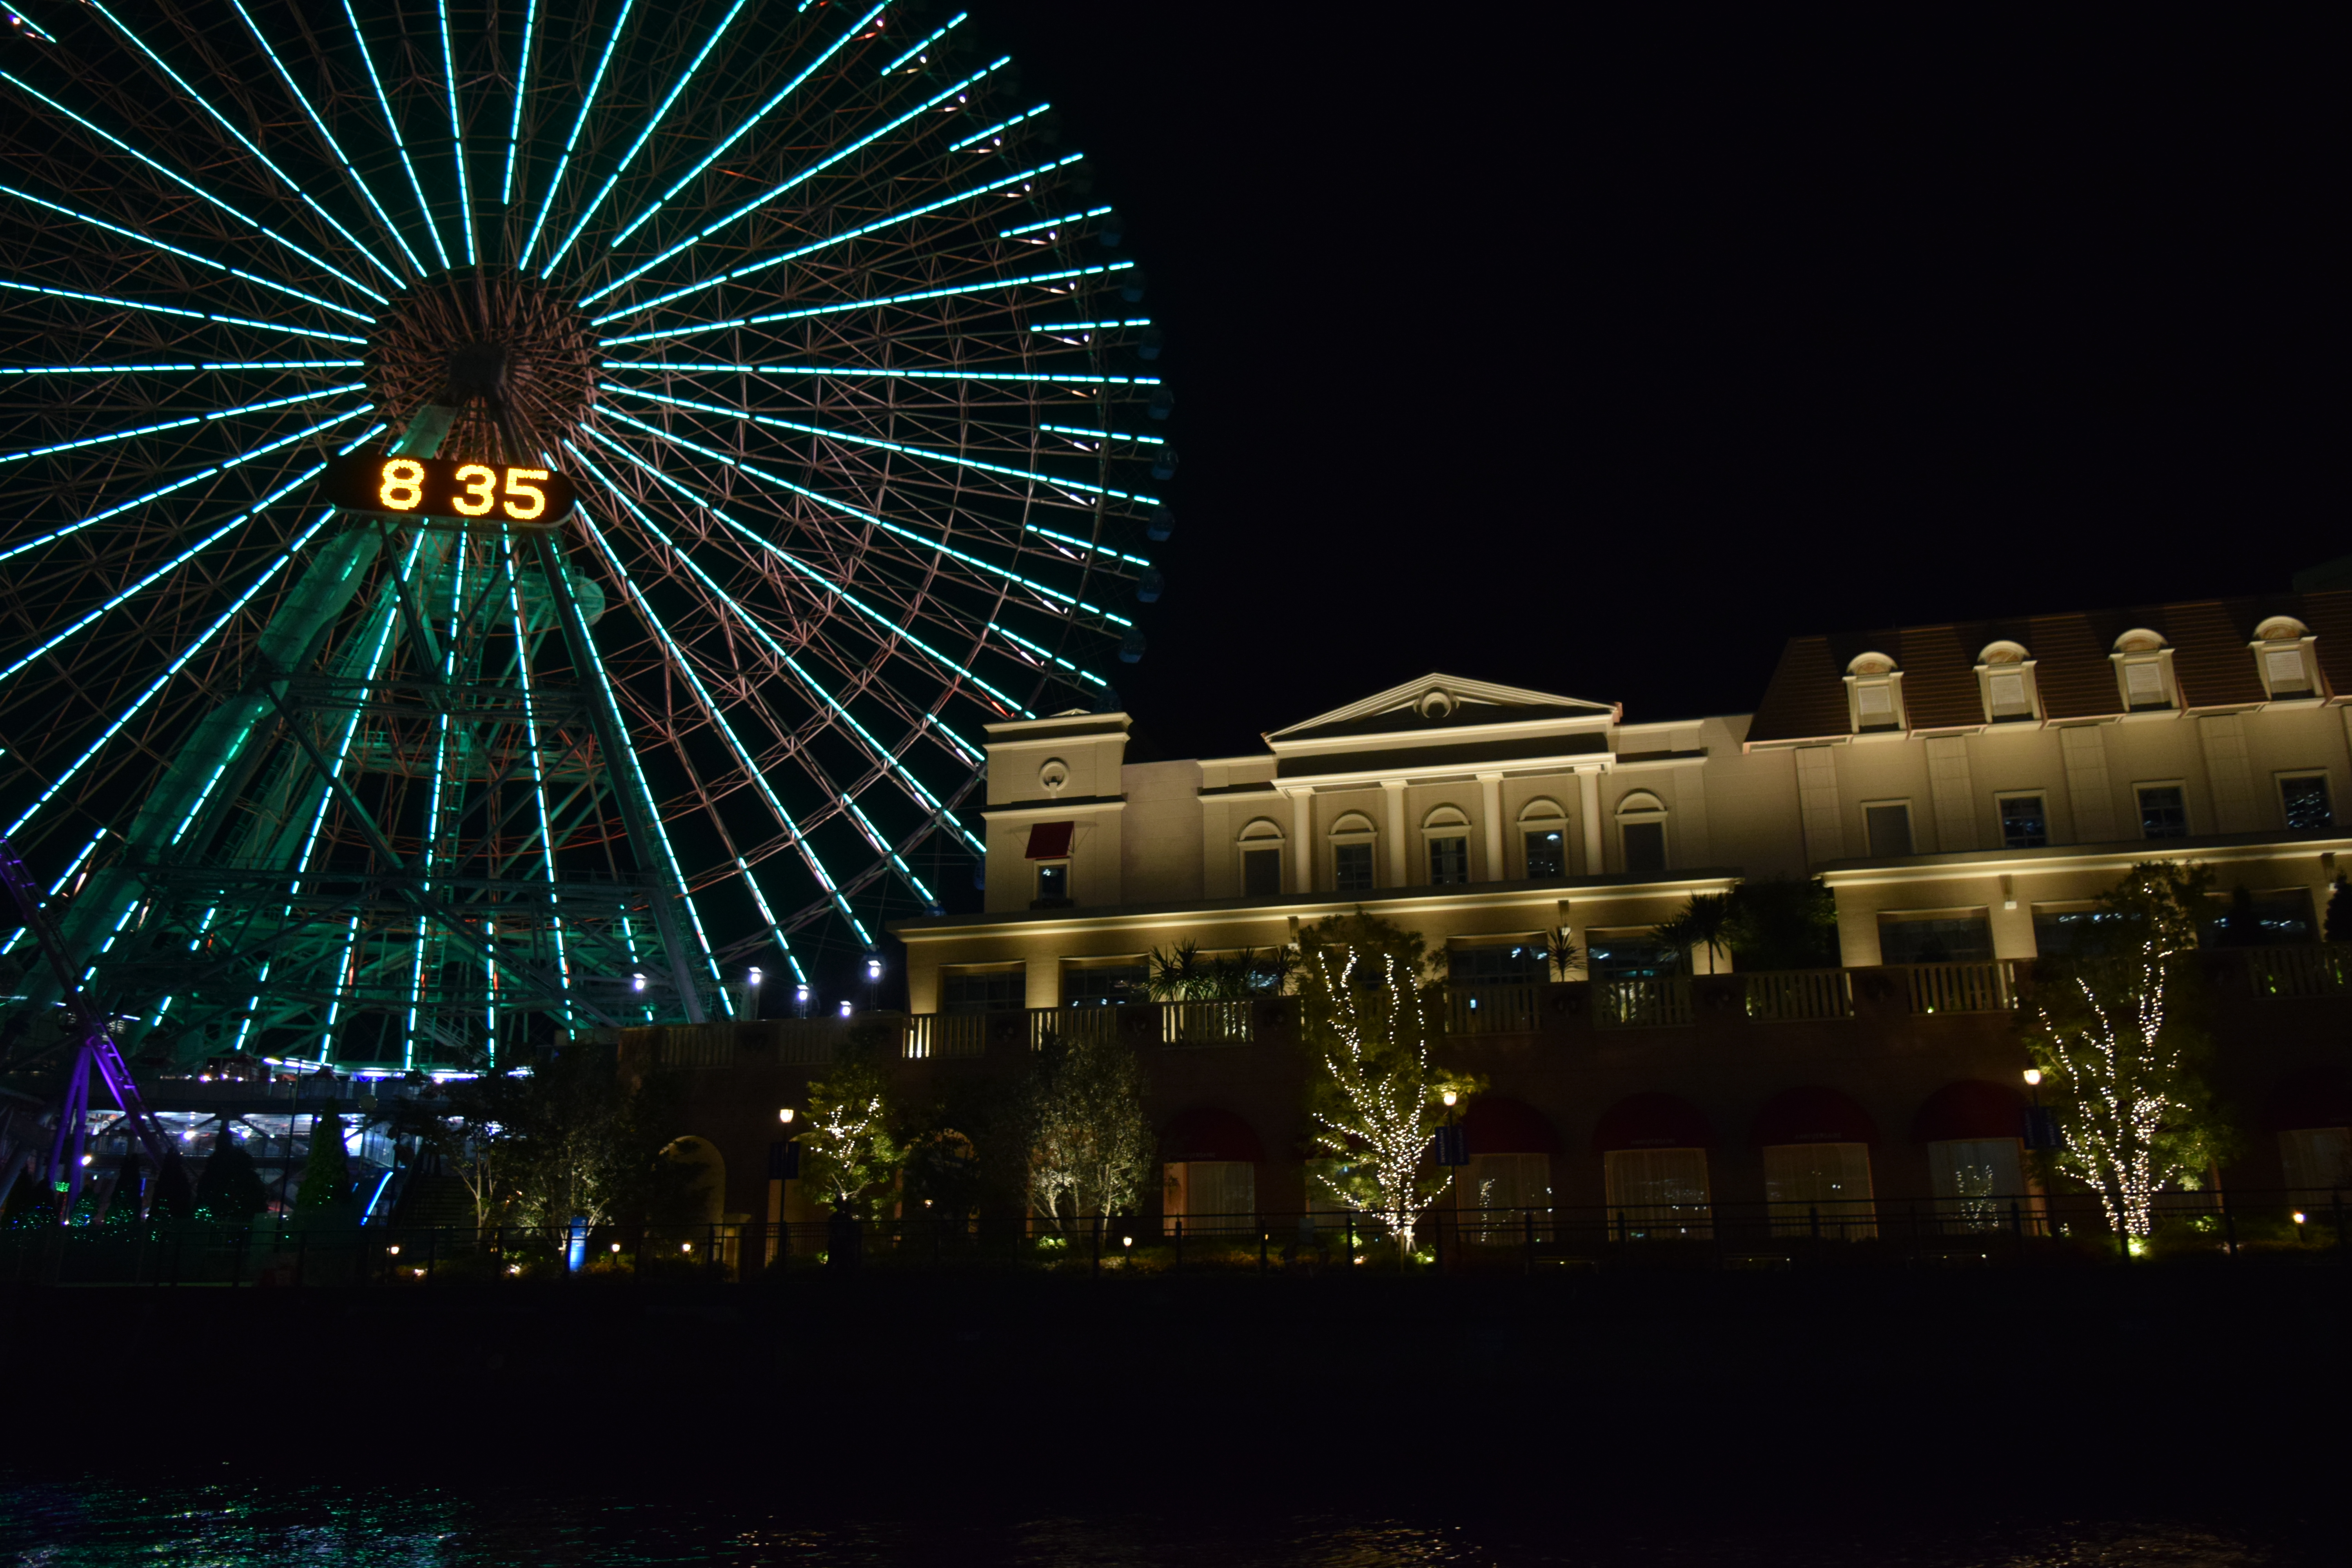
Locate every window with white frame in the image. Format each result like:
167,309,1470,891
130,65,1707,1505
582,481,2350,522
1845,652,1903,733
2252,616,2317,699
2279,773,2333,831
2112,629,2173,711
1422,804,1472,885
1517,797,1569,879
1977,641,2037,723
1615,791,1668,876
1034,861,1071,903
1862,800,1913,858
1328,811,1377,893
1236,818,1284,898
2136,782,2189,839
1997,793,2049,849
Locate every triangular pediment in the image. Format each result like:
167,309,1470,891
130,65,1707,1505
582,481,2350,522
1267,673,1617,746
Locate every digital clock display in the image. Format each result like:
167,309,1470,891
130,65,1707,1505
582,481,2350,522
321,454,578,526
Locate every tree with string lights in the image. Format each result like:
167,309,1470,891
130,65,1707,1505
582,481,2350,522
1296,911,1481,1263
799,1021,902,1221
2023,862,2230,1241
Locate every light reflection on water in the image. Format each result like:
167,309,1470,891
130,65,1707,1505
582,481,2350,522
0,1474,2327,1566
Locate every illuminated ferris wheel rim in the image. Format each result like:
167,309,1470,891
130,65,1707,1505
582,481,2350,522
0,0,1170,1023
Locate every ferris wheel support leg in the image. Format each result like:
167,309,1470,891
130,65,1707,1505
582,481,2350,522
20,408,459,1023
530,529,708,1024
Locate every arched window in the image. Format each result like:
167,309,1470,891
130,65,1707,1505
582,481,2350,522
1327,810,1378,894
1844,652,1903,732
1462,1096,1561,1242
1517,796,1569,879
1614,790,1668,877
1913,1080,2033,1231
1594,1093,1713,1240
1975,640,2038,723
2111,629,2174,711
2252,615,2318,699
1161,1106,1263,1236
1421,803,1471,886
1753,1087,1878,1240
1236,818,1284,900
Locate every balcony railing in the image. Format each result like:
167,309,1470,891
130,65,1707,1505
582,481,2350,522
650,1020,846,1069
904,1013,988,1060
1592,977,1694,1029
1896,960,2017,1015
1445,982,1545,1036
1030,1005,1134,1051
1742,969,1853,1022
2244,944,2352,1000
1162,999,1255,1047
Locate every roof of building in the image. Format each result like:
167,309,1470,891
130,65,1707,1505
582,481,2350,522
1747,590,2352,744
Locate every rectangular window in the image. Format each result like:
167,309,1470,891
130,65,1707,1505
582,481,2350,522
2278,1127,2352,1194
2033,903,2130,957
2281,774,2332,831
1064,961,1148,1007
1586,934,1682,981
941,969,1023,1014
2138,784,2189,839
2123,660,2167,708
1998,795,2049,849
1620,821,1666,875
1761,1143,1877,1240
2266,648,2312,693
1428,836,1469,885
1987,671,2031,719
1464,1152,1552,1242
1333,841,1375,893
1523,829,1566,879
2207,886,2316,948
1878,911,1994,964
1241,847,1282,898
1855,681,1896,729
1864,802,1913,858
1034,861,1070,902
1602,1148,1712,1238
1927,1138,2025,1231
1162,1160,1255,1235
1448,941,1549,982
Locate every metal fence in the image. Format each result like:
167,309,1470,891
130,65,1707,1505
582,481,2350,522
10,1189,2342,1286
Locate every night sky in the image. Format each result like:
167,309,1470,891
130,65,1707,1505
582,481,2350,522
974,6,2335,762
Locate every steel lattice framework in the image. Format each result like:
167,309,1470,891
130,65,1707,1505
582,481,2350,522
0,0,1167,1073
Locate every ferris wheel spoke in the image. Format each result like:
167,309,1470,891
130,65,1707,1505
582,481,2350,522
80,0,409,289
321,0,453,273
599,379,1163,527
572,506,903,935
517,0,639,272
539,0,753,278
597,258,1137,348
606,0,890,250
499,0,540,208
591,407,1134,632
1,502,347,841
207,0,424,278
573,470,981,864
588,148,1080,325
602,358,1161,395
568,427,1032,724
0,181,374,324
586,52,1008,306
432,0,477,268
1,69,388,305
0,385,364,468
0,425,377,688
0,407,372,568
0,278,366,346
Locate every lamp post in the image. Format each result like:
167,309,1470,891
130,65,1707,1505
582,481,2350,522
768,1107,799,1270
1436,1088,1468,1269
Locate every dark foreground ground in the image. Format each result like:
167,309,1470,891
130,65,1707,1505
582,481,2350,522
7,1259,2346,1504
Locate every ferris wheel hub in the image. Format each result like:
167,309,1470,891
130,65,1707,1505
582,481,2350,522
365,268,593,462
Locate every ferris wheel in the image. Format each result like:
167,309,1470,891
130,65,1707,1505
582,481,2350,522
0,0,1166,1071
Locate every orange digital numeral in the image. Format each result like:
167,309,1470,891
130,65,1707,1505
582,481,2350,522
501,467,549,522
452,463,498,517
378,459,425,511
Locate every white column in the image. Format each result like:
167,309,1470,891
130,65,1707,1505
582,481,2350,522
1290,788,1314,893
1578,768,1604,875
1478,772,1504,881
1383,778,1408,887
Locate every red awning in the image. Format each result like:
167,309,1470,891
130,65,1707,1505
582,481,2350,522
1024,821,1074,860
1753,1085,1880,1147
1592,1093,1714,1152
1160,1106,1265,1164
2262,1067,2352,1132
1911,1079,2026,1143
1463,1096,1562,1157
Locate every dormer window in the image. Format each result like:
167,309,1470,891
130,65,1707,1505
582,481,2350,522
2111,630,2175,712
2252,615,2318,699
1975,641,2038,723
1844,653,1903,733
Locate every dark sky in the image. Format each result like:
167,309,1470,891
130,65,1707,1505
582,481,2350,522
973,6,2337,762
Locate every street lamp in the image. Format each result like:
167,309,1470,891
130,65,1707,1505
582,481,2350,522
631,973,647,993
777,1107,795,1127
837,999,853,1019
